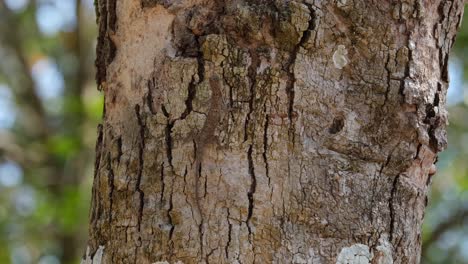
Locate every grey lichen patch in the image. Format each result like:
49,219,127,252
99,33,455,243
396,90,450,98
336,244,372,264
337,0,349,8
81,246,104,264
374,235,394,264
333,45,349,69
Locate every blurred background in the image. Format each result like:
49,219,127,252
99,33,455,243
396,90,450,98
0,1,466,263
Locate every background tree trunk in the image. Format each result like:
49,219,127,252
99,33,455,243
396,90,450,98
83,0,464,263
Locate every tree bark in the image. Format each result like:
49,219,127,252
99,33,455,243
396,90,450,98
83,1,464,263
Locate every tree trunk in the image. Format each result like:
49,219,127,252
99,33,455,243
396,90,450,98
83,1,464,263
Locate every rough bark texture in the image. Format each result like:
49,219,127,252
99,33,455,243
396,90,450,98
84,0,464,263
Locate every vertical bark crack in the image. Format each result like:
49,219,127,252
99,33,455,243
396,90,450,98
167,178,175,253
95,0,117,87
398,41,412,97
165,120,175,170
160,162,165,202
263,108,270,185
389,174,400,242
383,51,392,107
135,105,146,232
180,49,205,120
244,49,260,142
246,144,257,243
225,208,232,259
107,154,115,223
285,3,315,139
146,77,156,114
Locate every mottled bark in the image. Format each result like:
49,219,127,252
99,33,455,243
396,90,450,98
84,0,464,263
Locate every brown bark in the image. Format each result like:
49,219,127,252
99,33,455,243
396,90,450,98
83,1,464,263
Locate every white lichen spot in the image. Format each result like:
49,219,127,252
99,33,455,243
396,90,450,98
164,41,177,58
333,45,349,69
337,0,348,8
336,244,372,264
81,245,104,264
375,235,393,264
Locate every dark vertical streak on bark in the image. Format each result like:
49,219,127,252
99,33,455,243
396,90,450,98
165,121,175,170
383,51,392,107
198,221,204,262
116,136,123,164
180,74,198,120
94,124,104,178
107,0,117,31
180,46,205,120
263,109,270,185
90,124,104,226
389,174,400,242
160,162,165,202
225,208,232,259
399,42,412,97
244,49,260,142
146,77,156,114
285,3,315,140
246,144,257,242
107,154,115,223
424,83,442,152
95,0,117,88
135,105,146,232
167,179,175,252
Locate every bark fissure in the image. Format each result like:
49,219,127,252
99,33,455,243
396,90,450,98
399,38,414,99
168,177,175,252
246,144,257,243
95,0,117,88
262,110,270,185
116,136,123,164
285,3,315,137
146,77,156,114
244,49,260,142
135,105,146,232
180,49,205,120
163,110,175,170
160,162,165,202
389,174,400,242
93,124,103,179
225,208,232,259
106,154,115,223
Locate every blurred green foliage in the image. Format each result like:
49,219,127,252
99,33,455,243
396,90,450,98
0,1,466,263
0,0,99,263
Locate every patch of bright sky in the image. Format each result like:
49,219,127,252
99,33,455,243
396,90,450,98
0,161,23,188
4,0,29,11
448,57,465,106
83,0,95,10
36,0,76,36
13,186,36,216
0,84,16,129
11,245,31,264
461,236,468,260
38,255,60,264
31,58,64,100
